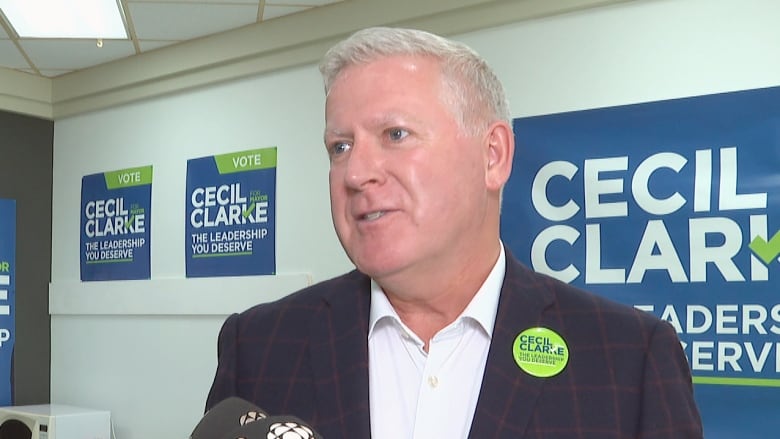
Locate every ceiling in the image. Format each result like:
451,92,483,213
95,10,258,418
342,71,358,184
0,0,635,120
0,0,344,78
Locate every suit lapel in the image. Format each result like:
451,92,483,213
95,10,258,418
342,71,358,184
309,270,372,437
468,254,555,438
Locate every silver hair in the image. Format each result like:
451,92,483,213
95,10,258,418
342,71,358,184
318,27,511,135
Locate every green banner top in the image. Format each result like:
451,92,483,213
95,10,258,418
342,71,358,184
104,166,153,189
213,147,277,174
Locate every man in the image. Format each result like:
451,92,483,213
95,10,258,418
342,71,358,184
206,27,702,438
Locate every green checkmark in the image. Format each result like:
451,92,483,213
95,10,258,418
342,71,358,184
749,230,780,265
125,214,135,231
243,202,255,219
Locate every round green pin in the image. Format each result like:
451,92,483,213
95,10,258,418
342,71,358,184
512,327,569,378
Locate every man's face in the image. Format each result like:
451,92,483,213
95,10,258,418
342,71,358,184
324,55,492,282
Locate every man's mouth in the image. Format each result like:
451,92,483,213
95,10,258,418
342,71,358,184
362,211,386,221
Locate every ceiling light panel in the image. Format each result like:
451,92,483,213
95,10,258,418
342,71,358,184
0,0,127,39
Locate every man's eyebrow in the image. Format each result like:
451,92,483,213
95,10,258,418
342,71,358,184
323,111,422,139
323,127,350,140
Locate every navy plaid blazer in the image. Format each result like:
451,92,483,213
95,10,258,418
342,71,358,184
206,251,702,438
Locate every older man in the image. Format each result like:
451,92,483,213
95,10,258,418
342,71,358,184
206,27,702,439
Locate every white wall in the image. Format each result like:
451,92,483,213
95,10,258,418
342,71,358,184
50,64,349,439
471,0,780,117
50,0,780,438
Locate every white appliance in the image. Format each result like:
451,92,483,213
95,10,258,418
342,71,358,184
0,404,111,439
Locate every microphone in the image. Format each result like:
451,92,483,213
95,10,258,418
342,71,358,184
190,397,323,439
221,415,323,439
190,397,269,439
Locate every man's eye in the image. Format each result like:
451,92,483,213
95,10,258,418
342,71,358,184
388,128,409,141
328,142,352,157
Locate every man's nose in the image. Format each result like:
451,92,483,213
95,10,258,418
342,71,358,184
343,137,385,190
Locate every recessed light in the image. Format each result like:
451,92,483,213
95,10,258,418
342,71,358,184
0,0,127,39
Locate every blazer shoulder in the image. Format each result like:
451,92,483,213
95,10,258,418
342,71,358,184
506,256,668,338
232,269,369,331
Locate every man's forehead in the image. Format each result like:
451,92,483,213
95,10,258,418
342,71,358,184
326,56,445,102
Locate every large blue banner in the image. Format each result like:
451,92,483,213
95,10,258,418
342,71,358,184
503,86,780,438
185,147,276,277
0,199,15,405
80,166,152,281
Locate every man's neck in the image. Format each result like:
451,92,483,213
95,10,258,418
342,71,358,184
379,241,502,349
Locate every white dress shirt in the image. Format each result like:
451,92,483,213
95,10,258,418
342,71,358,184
368,246,506,439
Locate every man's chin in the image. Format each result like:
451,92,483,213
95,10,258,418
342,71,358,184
353,258,405,281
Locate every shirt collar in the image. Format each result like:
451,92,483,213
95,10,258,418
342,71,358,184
368,243,506,339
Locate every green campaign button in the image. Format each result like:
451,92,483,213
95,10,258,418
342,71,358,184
513,327,569,378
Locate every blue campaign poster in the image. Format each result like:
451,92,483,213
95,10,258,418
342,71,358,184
80,166,153,281
185,147,276,277
502,86,780,438
0,198,15,405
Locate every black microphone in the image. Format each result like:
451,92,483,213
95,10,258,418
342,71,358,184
190,397,269,439
221,415,323,439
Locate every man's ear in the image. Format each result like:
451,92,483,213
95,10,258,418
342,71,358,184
484,120,515,191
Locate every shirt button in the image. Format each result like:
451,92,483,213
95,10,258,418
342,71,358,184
428,375,439,388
